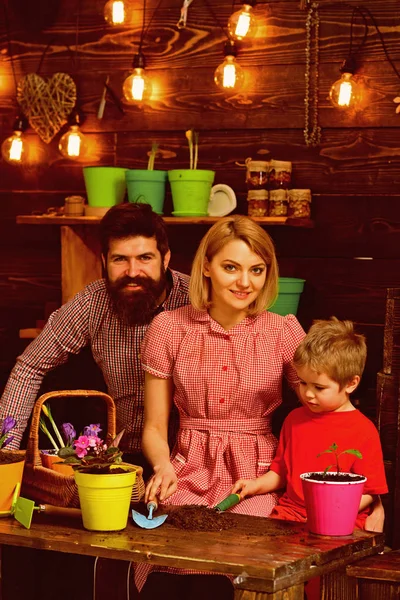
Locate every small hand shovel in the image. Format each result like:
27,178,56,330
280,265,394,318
0,483,81,529
132,500,168,529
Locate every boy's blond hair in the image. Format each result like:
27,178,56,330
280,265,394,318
189,215,279,316
293,316,367,389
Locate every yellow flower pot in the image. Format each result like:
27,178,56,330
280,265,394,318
0,451,25,512
75,464,136,531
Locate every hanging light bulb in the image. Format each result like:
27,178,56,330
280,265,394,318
214,41,245,92
59,113,88,160
329,57,360,109
1,116,28,165
122,53,152,105
104,0,127,25
228,1,257,41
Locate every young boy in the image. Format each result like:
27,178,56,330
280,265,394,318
232,317,388,529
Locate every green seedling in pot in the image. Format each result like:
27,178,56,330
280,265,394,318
318,442,363,476
185,128,199,170
147,141,159,170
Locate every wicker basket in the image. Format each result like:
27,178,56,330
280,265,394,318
22,390,145,507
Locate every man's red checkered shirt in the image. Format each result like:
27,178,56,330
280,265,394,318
0,270,190,452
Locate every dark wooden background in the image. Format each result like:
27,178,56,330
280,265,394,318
1,0,400,415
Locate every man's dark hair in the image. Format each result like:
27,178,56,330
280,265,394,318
99,203,170,259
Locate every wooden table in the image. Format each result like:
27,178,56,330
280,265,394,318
0,509,384,599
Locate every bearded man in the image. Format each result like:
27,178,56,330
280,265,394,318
0,203,189,474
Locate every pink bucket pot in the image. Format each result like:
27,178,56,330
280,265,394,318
300,472,366,536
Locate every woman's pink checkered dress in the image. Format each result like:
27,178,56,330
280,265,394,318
135,306,305,590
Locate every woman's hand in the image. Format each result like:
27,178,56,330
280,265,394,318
231,478,262,499
145,461,178,504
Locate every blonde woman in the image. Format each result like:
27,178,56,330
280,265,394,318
135,216,305,598
141,215,305,514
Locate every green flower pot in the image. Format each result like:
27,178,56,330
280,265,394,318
126,169,167,215
168,169,215,216
83,166,127,208
269,277,305,316
75,465,136,531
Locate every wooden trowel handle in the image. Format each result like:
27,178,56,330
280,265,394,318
38,505,82,519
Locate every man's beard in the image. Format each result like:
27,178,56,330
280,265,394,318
106,269,167,326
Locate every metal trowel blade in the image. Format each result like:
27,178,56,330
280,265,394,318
131,509,168,529
14,496,36,529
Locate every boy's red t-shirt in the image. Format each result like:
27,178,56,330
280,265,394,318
269,407,388,527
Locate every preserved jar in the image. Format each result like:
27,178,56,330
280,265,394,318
64,195,85,216
245,159,269,190
288,189,311,218
269,189,288,216
269,160,292,190
247,189,268,217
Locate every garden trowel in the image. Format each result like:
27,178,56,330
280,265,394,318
132,500,168,529
214,493,241,512
0,483,81,529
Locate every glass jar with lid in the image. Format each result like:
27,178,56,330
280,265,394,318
245,159,269,190
269,189,288,216
247,189,268,217
269,160,292,190
288,189,311,218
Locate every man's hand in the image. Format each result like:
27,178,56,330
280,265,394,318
145,461,177,504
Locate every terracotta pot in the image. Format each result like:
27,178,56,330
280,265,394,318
0,450,25,512
40,449,75,476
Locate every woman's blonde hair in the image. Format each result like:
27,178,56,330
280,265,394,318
189,215,279,315
293,317,367,389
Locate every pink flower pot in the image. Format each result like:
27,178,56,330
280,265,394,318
300,472,366,536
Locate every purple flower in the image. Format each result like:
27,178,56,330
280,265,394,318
1,416,16,436
61,422,76,445
83,423,102,437
2,435,14,448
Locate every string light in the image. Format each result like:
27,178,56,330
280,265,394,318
329,8,366,110
228,1,257,41
1,116,28,165
329,60,360,109
58,112,88,160
104,0,128,25
214,40,244,91
122,53,152,104
122,0,152,105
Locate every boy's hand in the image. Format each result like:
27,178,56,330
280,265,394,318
231,478,262,499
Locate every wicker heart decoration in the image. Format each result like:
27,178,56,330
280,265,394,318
17,72,77,143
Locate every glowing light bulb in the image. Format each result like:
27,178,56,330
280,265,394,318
59,125,88,160
2,130,25,164
214,42,244,92
122,54,152,105
329,72,359,109
104,0,126,25
228,2,257,41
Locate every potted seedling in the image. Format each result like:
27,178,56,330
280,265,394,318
300,443,366,536
168,129,215,216
125,141,167,215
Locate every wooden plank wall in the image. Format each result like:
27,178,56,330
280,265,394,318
0,0,400,418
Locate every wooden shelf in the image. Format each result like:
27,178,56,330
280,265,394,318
16,213,313,308
17,215,313,227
